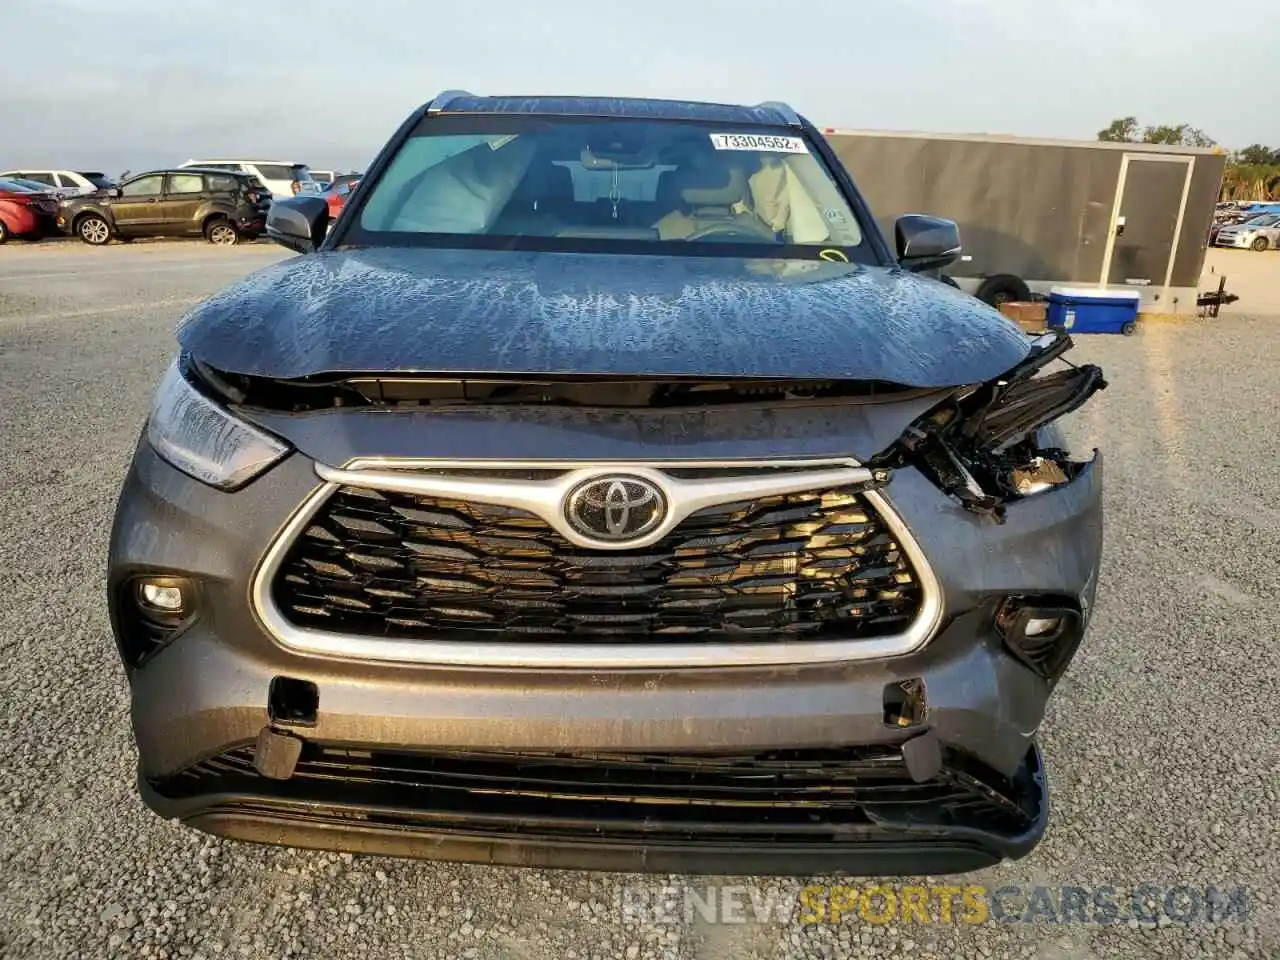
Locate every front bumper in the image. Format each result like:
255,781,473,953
140,744,1047,875
110,439,1101,875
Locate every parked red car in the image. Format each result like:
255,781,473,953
0,178,59,243
324,178,359,220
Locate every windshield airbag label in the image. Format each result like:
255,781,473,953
710,133,809,153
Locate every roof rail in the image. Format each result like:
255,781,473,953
427,90,477,114
755,101,801,126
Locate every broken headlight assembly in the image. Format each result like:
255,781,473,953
146,359,290,490
881,332,1105,520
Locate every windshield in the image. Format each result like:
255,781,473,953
348,116,865,259
1244,214,1279,226
0,179,37,193
79,172,113,188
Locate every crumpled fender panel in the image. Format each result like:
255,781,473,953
176,248,1032,387
880,332,1106,520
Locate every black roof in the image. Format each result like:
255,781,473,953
427,92,801,127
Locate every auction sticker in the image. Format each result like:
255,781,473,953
710,133,809,153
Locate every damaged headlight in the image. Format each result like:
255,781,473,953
146,360,289,490
1010,456,1070,495
880,332,1104,521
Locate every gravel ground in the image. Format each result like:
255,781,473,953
0,241,1276,959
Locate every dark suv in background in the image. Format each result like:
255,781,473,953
58,169,270,245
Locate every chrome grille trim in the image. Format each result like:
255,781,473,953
318,458,878,551
250,458,944,668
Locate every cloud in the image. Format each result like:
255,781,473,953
1,0,1274,173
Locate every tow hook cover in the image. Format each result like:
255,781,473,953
253,727,303,780
901,729,943,783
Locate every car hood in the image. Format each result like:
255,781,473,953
176,247,1032,388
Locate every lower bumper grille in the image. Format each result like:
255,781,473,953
271,482,924,644
154,743,1041,843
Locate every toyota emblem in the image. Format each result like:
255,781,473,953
565,476,667,543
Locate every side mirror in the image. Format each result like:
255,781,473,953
895,214,961,272
267,195,330,254
111,187,123,198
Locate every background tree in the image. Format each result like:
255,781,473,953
1098,116,1139,142
1142,124,1215,148
1095,117,1280,200
1096,116,1216,148
1220,163,1280,202
1237,144,1280,166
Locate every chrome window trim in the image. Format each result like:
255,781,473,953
250,458,944,669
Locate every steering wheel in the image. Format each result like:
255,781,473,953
684,219,777,243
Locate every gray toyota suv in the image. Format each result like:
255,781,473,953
108,92,1105,876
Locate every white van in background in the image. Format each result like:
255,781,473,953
178,160,318,199
0,170,115,198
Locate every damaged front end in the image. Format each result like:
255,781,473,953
120,328,1104,877
182,329,1103,522
875,331,1104,520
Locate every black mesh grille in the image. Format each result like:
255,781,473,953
271,481,924,643
156,743,1041,840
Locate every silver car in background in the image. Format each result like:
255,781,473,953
1214,213,1280,251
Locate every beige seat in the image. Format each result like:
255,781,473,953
652,160,769,241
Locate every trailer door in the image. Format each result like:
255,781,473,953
1100,154,1195,300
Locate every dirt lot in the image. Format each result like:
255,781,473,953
0,240,1277,959
1202,247,1280,314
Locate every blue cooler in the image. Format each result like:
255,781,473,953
1046,286,1141,335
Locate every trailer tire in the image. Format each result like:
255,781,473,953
975,274,1032,307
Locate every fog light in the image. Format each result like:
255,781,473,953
1024,616,1063,638
995,597,1083,682
117,576,197,668
137,580,186,615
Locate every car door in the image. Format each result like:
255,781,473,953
111,174,166,234
161,173,209,236
53,173,83,198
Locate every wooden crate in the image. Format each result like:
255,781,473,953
998,300,1048,332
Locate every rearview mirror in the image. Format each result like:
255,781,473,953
895,214,961,272
267,195,329,254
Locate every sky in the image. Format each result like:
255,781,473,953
2,0,1274,177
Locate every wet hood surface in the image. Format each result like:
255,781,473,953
176,247,1032,387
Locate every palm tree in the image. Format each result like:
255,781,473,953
1220,163,1280,202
